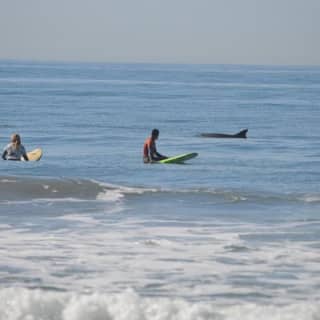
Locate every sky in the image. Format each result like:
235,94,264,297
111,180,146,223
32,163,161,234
0,0,319,65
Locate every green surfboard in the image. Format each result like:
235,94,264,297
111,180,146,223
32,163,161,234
158,153,198,164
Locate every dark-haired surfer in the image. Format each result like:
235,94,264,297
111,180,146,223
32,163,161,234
143,129,167,163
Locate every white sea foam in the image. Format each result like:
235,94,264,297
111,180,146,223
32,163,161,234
55,214,100,225
0,288,319,320
0,178,16,183
300,194,320,203
139,238,175,247
95,180,158,195
1,217,319,306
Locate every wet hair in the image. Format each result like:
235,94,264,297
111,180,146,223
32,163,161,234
151,129,159,138
11,133,21,150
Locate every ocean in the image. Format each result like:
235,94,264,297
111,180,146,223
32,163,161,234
0,60,319,319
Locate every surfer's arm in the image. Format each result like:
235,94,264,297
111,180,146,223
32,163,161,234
149,144,157,160
155,151,167,159
151,143,167,160
21,146,29,161
150,150,167,161
2,150,7,160
22,152,29,161
150,150,166,160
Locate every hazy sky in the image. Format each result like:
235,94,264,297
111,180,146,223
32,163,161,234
0,0,319,65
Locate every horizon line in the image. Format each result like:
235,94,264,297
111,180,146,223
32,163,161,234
1,57,319,69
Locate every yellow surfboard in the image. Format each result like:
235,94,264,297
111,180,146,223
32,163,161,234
26,148,43,161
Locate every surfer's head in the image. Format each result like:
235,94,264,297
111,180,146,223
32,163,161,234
151,129,159,140
11,133,21,149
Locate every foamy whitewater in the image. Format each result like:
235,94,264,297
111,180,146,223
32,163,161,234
0,61,320,319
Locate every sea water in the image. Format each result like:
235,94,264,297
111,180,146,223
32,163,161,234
0,60,320,319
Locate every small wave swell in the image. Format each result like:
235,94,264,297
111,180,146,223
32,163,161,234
1,175,319,205
0,176,124,203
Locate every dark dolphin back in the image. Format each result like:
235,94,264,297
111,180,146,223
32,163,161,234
200,129,248,138
235,129,248,138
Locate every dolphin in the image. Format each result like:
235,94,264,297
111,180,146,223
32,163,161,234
200,129,248,138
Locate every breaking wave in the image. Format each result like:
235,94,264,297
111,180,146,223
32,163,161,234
0,288,319,320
